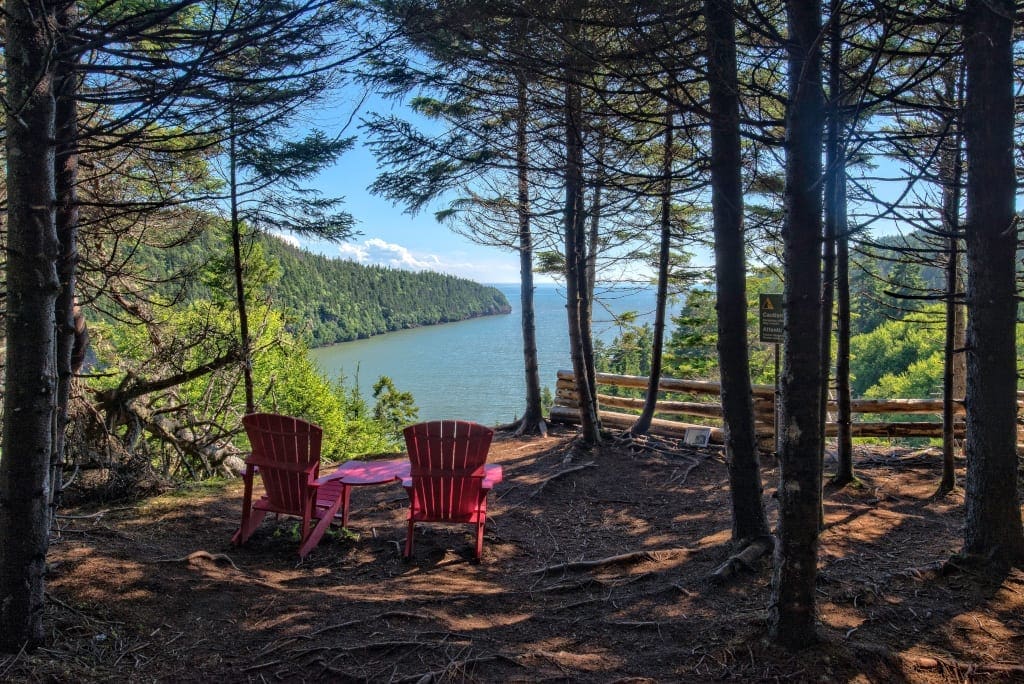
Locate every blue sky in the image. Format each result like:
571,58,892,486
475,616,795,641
279,94,530,285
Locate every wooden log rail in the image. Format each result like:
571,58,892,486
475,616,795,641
549,370,994,445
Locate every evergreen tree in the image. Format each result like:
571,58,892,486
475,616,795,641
703,0,770,548
960,0,1024,562
0,0,62,651
770,0,826,649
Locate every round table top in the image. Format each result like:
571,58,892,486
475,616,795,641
328,457,409,485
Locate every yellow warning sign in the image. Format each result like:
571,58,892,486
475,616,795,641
759,293,783,343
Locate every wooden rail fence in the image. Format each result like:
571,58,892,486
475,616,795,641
550,370,986,446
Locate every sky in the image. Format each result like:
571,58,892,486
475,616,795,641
278,94,531,286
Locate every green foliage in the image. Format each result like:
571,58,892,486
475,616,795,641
540,386,554,415
595,322,653,393
597,322,652,376
662,269,780,385
87,295,416,465
372,376,419,444
664,287,718,380
848,305,945,397
863,351,944,400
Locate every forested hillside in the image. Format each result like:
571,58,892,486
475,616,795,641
264,239,511,346
134,231,512,347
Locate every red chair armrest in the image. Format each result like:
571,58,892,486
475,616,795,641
482,464,503,489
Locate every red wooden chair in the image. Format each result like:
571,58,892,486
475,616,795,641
231,413,344,559
402,420,502,560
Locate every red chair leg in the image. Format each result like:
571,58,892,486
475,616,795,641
475,519,485,559
232,509,267,546
232,468,259,546
404,520,415,558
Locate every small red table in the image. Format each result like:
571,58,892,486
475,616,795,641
321,457,409,527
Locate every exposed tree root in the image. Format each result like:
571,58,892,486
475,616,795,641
528,462,595,498
532,548,687,575
310,611,436,637
851,641,1024,676
497,416,548,438
709,537,773,584
514,418,548,438
668,453,712,486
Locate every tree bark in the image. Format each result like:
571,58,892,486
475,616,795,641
939,62,964,495
703,0,769,545
826,0,853,487
961,0,1024,561
229,107,256,414
52,0,80,529
0,0,61,650
632,109,673,437
834,176,853,484
770,0,826,649
580,134,603,430
514,70,544,434
563,75,600,445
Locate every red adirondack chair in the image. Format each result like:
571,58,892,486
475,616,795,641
402,420,502,560
231,413,345,559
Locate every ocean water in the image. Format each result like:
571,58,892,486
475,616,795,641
310,283,677,425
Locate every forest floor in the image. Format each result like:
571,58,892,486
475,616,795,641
6,426,1024,682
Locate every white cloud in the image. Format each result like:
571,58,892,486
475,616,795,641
338,242,370,262
271,232,301,248
363,237,442,270
333,237,524,284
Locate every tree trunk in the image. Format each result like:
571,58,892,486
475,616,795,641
632,109,673,437
514,70,544,434
229,109,255,414
580,135,602,428
51,0,80,529
939,62,964,495
0,0,61,650
704,0,769,545
563,76,600,445
961,0,1024,561
819,103,836,512
834,185,853,483
770,0,826,649
826,0,853,487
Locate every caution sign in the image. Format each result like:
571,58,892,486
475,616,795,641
759,293,784,344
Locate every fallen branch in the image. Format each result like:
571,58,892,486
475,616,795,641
538,572,653,593
532,548,687,575
152,550,240,572
56,506,137,520
709,538,773,584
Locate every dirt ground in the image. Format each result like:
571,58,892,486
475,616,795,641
5,426,1024,682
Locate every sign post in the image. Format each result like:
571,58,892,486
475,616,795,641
759,294,783,454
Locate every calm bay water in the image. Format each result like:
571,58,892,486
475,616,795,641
310,283,676,425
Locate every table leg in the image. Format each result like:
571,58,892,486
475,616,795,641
341,483,352,528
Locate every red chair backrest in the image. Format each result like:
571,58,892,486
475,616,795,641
243,413,323,513
403,420,494,520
